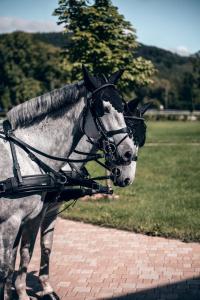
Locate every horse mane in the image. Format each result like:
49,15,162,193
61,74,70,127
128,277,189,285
7,81,86,129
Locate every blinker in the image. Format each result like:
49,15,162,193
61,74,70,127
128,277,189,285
91,98,105,117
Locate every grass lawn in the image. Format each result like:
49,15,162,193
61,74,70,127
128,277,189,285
62,121,200,242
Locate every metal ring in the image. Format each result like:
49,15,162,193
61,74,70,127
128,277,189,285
58,175,68,185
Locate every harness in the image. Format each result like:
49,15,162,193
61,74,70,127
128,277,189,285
0,83,146,201
0,118,113,200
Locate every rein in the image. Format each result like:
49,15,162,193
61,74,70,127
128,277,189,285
0,126,102,164
0,120,113,200
0,82,124,188
1,133,103,163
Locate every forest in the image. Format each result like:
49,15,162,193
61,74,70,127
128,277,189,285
0,31,199,111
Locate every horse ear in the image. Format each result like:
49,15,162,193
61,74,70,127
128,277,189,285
109,69,124,84
126,97,141,115
139,102,152,115
82,65,98,92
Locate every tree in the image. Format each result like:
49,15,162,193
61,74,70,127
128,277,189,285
0,32,68,110
54,0,155,96
190,53,200,110
179,72,194,111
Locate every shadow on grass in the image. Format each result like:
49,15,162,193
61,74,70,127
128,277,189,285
104,276,200,300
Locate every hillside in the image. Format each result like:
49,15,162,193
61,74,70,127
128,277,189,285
31,32,192,72
0,31,199,110
31,32,199,110
31,32,192,65
135,43,198,110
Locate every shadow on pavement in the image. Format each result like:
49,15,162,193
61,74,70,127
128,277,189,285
12,272,200,300
105,276,200,300
13,271,41,299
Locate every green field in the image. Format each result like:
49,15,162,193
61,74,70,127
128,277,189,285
62,121,200,242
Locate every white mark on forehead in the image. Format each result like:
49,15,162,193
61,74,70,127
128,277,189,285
101,100,125,131
103,101,112,108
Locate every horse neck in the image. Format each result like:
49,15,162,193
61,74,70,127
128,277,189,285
14,97,85,170
62,135,96,171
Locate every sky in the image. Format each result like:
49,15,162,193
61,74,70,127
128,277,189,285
0,0,199,56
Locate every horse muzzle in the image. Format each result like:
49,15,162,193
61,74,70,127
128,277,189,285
111,167,132,187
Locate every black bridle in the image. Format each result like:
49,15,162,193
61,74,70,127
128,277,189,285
81,83,135,168
86,86,147,172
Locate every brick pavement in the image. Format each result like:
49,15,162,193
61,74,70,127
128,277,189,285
16,218,200,300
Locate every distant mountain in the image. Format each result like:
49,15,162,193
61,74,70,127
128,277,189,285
31,32,194,61
137,44,189,65
137,43,194,78
31,32,194,88
1,31,199,110
31,32,197,58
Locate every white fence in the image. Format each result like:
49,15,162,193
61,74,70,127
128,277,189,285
145,110,200,120
0,118,5,126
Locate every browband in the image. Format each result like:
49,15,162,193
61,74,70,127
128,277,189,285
87,83,115,100
106,127,129,137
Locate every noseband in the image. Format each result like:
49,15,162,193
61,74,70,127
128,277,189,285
81,83,135,167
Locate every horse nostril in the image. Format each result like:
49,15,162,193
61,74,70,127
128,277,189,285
124,151,132,161
112,167,121,177
124,178,131,186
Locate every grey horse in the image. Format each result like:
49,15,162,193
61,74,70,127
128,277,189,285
0,67,136,300
15,136,137,300
15,99,149,300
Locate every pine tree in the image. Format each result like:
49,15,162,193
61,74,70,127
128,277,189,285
54,0,155,95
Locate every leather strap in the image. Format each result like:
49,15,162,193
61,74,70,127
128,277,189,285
5,131,101,163
87,83,115,100
3,120,23,184
106,127,129,137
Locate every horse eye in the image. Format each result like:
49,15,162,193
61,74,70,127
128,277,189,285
104,106,110,114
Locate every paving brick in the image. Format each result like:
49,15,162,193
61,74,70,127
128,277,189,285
73,286,91,293
15,218,200,300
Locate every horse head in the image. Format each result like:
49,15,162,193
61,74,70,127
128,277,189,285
81,66,138,187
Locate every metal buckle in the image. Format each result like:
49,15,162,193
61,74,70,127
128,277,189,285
104,140,116,154
57,175,68,185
